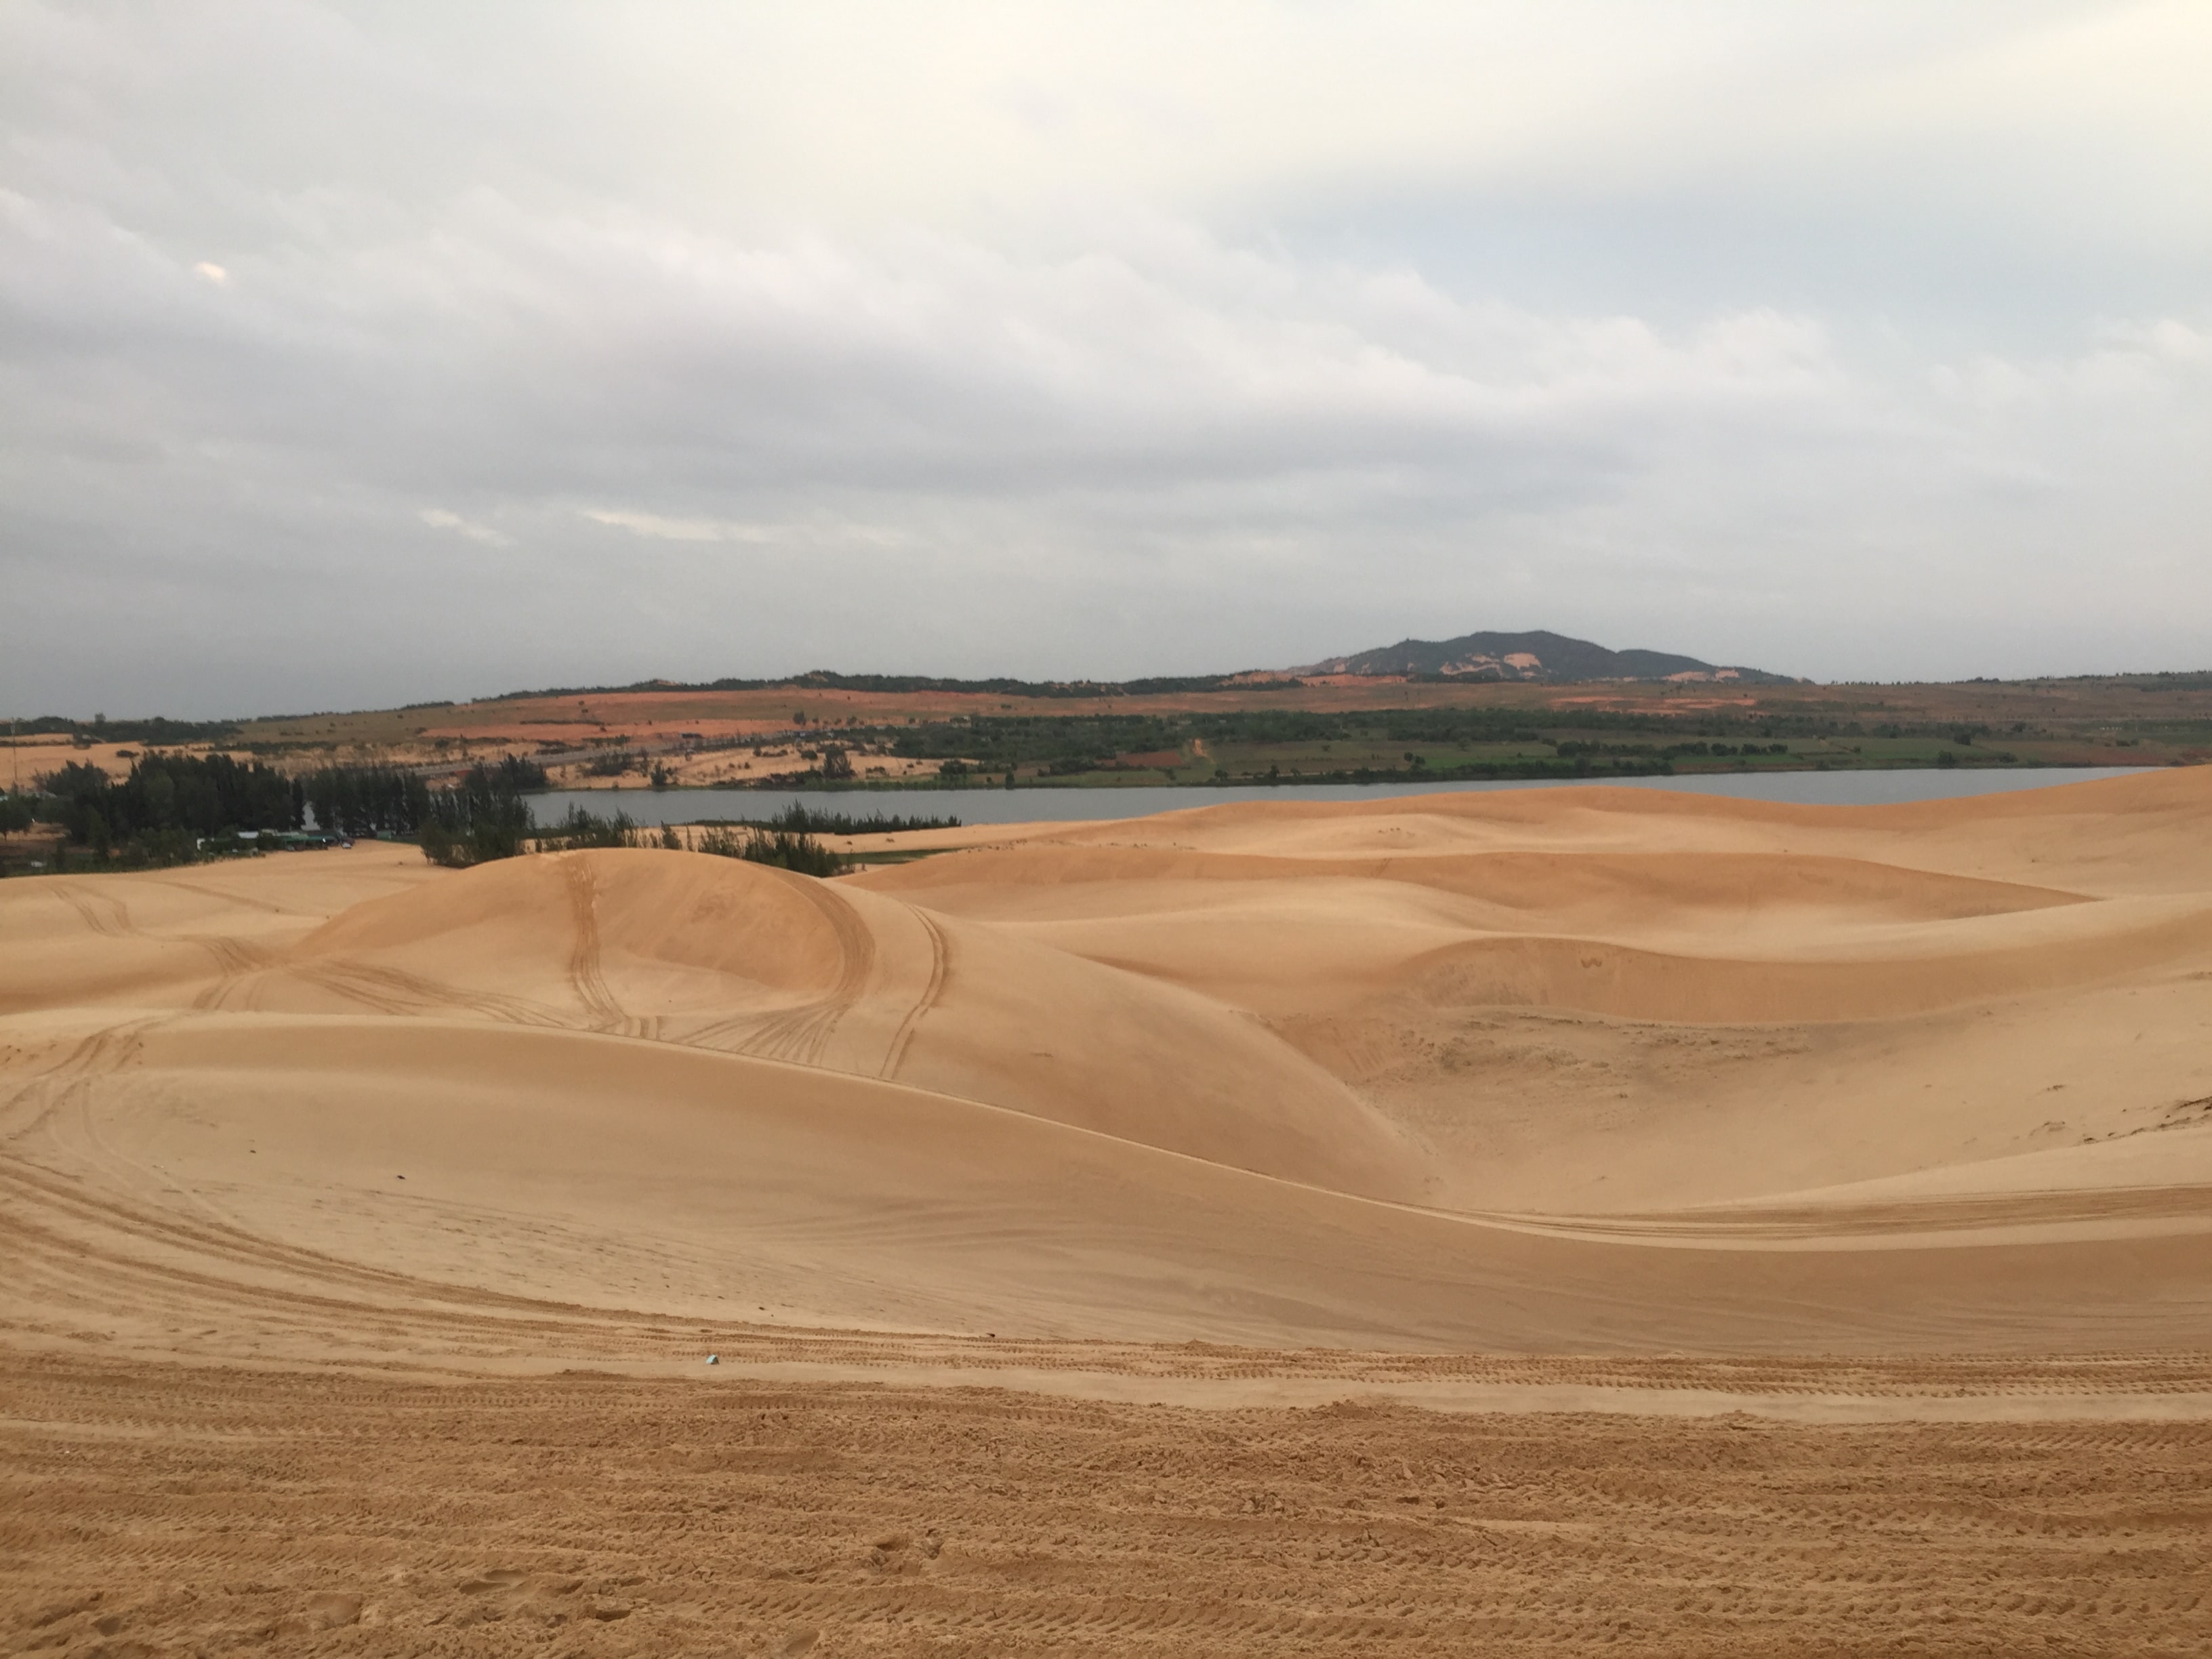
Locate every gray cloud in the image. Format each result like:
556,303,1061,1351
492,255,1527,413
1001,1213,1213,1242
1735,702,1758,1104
3,2,2209,716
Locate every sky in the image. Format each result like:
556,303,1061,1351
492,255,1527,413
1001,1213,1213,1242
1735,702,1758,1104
3,2,2209,716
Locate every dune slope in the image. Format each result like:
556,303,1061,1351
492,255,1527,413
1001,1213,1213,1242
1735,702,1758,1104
3,769,2211,1359
273,848,1427,1200
855,767,2212,1213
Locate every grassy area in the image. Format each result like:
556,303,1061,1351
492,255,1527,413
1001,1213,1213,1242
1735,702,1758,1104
833,845,964,867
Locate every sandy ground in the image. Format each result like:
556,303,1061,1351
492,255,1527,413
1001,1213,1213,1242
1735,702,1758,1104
1,738,260,784
11,1354,2212,1658
6,769,2212,1652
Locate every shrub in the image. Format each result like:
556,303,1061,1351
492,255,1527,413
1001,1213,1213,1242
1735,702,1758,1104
694,825,842,877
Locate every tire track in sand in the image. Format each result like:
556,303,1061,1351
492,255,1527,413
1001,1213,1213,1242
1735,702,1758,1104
188,935,276,1011
558,855,632,1033
13,1357,2212,1658
779,874,876,1065
880,907,949,1080
49,883,134,938
47,883,287,1014
689,872,879,1068
0,1015,165,1144
283,959,571,1027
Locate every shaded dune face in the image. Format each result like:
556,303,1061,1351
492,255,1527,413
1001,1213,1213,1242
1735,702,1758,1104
281,849,1427,1202
863,845,2089,928
289,850,864,1029
24,1011,2212,1354
848,781,2209,1032
859,846,2115,1023
849,769,2212,1218
1389,903,2212,1025
4,768,2211,1355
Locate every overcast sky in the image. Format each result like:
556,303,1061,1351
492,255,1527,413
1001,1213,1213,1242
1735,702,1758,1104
4,2,2209,715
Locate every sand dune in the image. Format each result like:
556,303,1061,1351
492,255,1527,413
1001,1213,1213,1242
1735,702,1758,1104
12,1008,2212,1357
865,842,2091,925
4,769,2211,1366
266,848,1427,1198
16,769,2212,1655
855,769,2212,1216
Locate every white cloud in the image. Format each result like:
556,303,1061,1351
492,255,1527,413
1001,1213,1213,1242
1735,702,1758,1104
581,510,766,543
192,260,228,285
418,508,512,547
580,509,909,549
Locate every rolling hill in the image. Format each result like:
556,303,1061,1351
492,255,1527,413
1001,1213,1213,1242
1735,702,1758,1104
1297,628,1793,682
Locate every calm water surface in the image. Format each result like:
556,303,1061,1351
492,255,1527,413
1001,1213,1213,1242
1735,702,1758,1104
527,767,2154,830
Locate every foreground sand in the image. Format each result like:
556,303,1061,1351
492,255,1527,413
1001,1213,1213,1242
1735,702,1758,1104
5,771,2212,1651
10,1352,2212,1656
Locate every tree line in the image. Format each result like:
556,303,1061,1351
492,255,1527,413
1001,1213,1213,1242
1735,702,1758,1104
1,752,558,874
5,751,844,881
710,803,960,835
304,755,545,840
7,714,240,744
35,754,303,867
415,758,546,866
527,808,845,875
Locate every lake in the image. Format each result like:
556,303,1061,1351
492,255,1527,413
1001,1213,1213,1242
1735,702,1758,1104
526,766,2156,829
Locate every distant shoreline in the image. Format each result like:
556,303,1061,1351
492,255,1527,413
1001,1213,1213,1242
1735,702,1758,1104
552,754,2141,795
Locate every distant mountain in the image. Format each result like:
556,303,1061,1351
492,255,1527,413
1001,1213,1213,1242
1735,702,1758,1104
1295,630,1793,684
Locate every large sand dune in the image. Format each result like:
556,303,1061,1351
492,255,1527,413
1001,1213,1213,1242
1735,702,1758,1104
4,768,2211,1363
12,771,2212,1654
